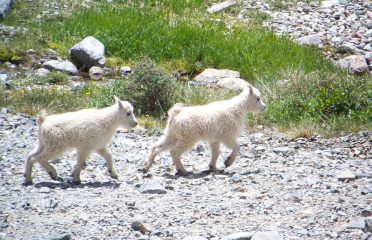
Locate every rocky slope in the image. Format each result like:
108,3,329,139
0,109,371,240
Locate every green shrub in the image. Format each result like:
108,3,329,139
256,70,371,130
123,57,179,116
35,71,70,85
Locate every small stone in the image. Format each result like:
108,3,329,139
139,181,166,194
295,228,309,236
362,208,372,217
337,170,356,181
207,0,239,13
35,68,50,77
88,66,104,80
125,201,136,207
131,221,153,234
216,77,249,90
39,187,51,193
42,60,78,75
49,232,71,240
347,219,366,230
337,55,369,74
272,147,289,155
251,231,283,240
230,173,243,183
221,232,254,240
27,49,36,54
183,236,208,240
119,66,131,74
366,217,372,232
295,34,323,47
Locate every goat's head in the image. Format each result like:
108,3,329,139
245,85,266,113
114,96,138,129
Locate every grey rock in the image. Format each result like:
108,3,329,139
183,236,208,240
337,170,356,181
207,0,238,13
70,36,106,69
131,221,153,233
0,0,13,18
119,66,131,74
337,55,369,74
272,147,289,155
35,68,51,77
39,187,51,193
88,66,104,80
230,173,243,183
0,73,8,84
0,232,7,240
27,49,36,54
347,219,366,230
221,232,254,240
139,181,166,194
42,60,78,75
295,34,323,47
194,68,240,86
251,231,283,240
49,232,71,240
362,208,372,217
366,217,372,232
216,77,250,90
320,0,339,9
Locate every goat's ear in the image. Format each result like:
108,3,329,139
248,84,253,95
114,96,124,109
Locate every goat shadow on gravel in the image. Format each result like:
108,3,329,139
33,180,121,190
161,169,233,180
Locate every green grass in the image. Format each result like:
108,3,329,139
40,1,334,80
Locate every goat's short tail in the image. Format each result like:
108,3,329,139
37,109,48,125
167,103,184,124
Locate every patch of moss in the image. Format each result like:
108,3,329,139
47,41,64,50
0,48,12,62
105,57,130,68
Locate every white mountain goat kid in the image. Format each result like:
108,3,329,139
24,96,137,185
143,85,266,175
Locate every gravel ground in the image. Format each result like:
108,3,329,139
1,1,371,240
0,110,371,240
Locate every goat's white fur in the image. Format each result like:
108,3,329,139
144,85,266,175
24,96,137,185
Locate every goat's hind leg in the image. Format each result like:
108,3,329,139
208,141,221,173
143,135,177,173
24,145,43,185
170,142,193,176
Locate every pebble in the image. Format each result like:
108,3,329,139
139,181,167,194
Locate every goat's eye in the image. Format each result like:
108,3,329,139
126,112,131,116
257,97,260,101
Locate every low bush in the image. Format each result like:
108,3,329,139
123,57,179,116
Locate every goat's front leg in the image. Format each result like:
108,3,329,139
224,140,240,168
97,147,118,179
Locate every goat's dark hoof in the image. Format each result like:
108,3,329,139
224,157,233,168
72,180,81,185
175,170,189,177
56,176,64,182
23,181,33,186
